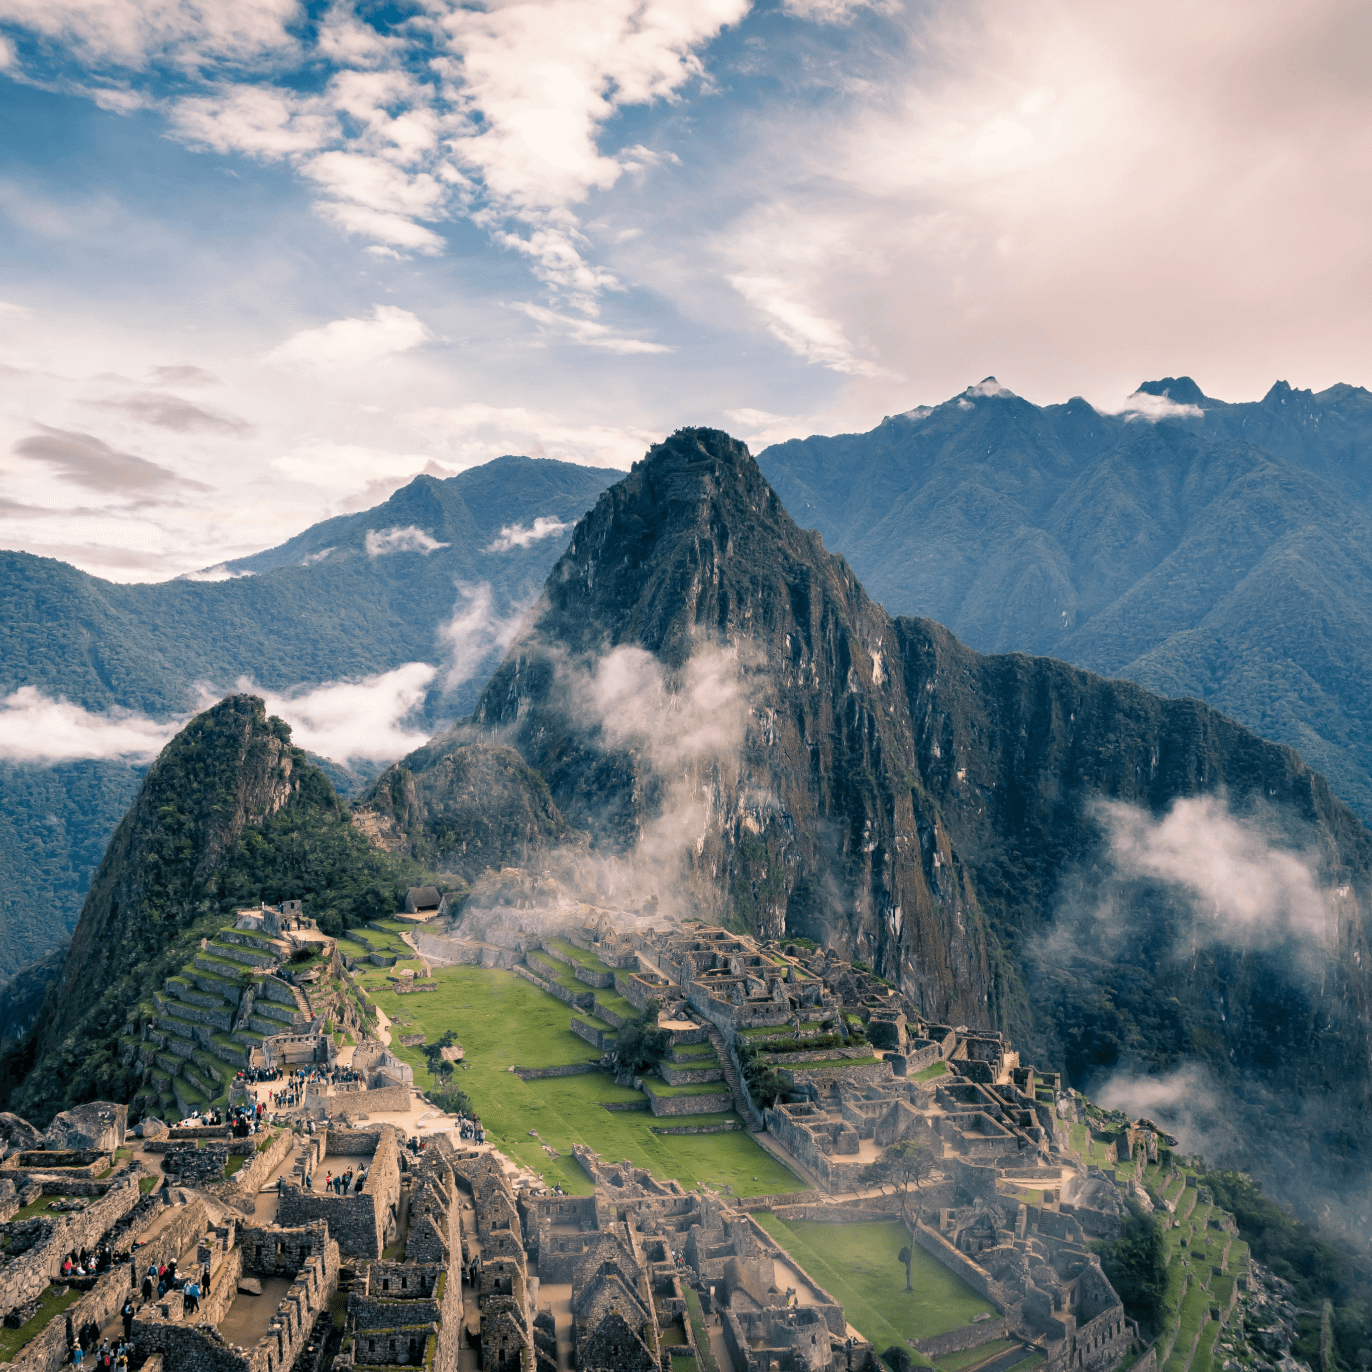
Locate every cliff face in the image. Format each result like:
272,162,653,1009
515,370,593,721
470,428,995,1025
895,618,1372,1192
364,741,572,882
43,695,302,1049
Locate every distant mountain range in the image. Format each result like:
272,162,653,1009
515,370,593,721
5,376,1372,988
758,376,1372,820
22,428,1372,1243
0,456,619,978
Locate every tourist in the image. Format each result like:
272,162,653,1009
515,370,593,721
71,1344,83,1367
121,1298,134,1341
184,1280,201,1315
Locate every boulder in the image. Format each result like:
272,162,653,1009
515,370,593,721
439,1045,464,1062
45,1102,127,1152
0,1113,42,1151
237,1277,263,1296
137,1118,168,1139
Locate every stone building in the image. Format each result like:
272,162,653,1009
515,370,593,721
276,1126,402,1259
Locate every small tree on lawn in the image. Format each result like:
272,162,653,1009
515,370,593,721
423,1030,459,1084
862,1139,937,1290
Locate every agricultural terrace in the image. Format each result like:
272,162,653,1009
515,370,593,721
755,1217,1000,1357
353,963,807,1198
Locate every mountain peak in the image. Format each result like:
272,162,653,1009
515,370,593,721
1135,375,1208,405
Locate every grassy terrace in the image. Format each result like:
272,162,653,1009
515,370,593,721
643,1079,730,1097
361,965,805,1198
911,1060,950,1083
0,1285,83,1361
756,1217,995,1361
544,937,617,974
739,1022,823,1040
672,1041,718,1059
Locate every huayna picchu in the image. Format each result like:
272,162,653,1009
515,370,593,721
0,428,1366,1372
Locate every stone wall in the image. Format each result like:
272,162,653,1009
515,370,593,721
644,1087,732,1117
650,1122,742,1135
334,1086,411,1117
6,1265,131,1371
570,1017,609,1049
0,1179,142,1317
513,1064,599,1080
212,1128,295,1216
129,1200,210,1292
911,1221,1017,1314
162,1143,235,1188
275,1129,399,1259
912,1319,1009,1358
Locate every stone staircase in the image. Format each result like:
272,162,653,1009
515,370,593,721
706,1025,765,1131
138,922,311,1120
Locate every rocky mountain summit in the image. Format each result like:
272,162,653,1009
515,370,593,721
374,427,1372,1221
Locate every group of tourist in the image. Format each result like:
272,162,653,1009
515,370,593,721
140,1255,211,1306
236,1064,283,1085
453,1115,485,1143
322,1166,366,1195
229,1102,264,1137
265,1066,325,1110
60,1244,112,1278
69,1328,130,1368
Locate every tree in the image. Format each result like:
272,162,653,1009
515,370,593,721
863,1138,937,1237
738,1042,787,1109
615,1002,671,1075
423,1030,460,1084
1094,1200,1168,1328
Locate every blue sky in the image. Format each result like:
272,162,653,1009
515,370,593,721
1,0,1369,580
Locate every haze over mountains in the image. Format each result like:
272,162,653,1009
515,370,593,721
4,373,1372,994
760,376,1372,820
17,427,1372,1245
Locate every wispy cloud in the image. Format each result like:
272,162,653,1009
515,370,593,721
437,582,527,690
0,686,177,762
264,305,433,369
485,516,572,552
89,391,252,434
179,563,255,583
364,525,450,557
12,424,210,494
510,302,672,354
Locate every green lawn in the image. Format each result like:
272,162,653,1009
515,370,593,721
911,1061,950,1083
933,1339,1013,1372
544,937,617,974
673,1042,718,1059
365,966,805,1198
0,1285,83,1361
644,1079,731,1098
757,1217,994,1352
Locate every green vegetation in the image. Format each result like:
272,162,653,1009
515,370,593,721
368,965,804,1197
910,1061,949,1083
1094,1201,1168,1325
684,1287,720,1372
756,1216,993,1353
931,1340,1014,1372
616,1005,670,1074
224,1153,247,1179
3,698,433,1122
642,1080,730,1098
0,1283,83,1360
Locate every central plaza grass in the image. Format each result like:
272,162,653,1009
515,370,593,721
357,965,806,1198
756,1216,995,1353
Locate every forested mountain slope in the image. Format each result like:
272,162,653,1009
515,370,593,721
0,455,617,981
758,378,1372,820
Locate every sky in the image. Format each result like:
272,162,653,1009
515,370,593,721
1,0,1370,581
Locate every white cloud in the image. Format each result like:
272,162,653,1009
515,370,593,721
1100,795,1338,954
727,273,890,377
485,516,572,552
169,86,338,157
179,563,255,582
413,402,652,470
364,525,450,557
1101,390,1206,422
241,662,437,762
0,687,178,762
437,582,527,690
299,546,333,565
780,0,897,20
0,0,300,70
511,302,672,354
264,305,433,369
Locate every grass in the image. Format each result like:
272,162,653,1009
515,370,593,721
739,1022,823,1040
10,1194,86,1223
0,1285,83,1360
224,1154,247,1179
644,1080,731,1098
544,937,616,974
672,1042,718,1059
911,1060,950,1083
933,1339,1014,1372
684,1286,720,1372
139,1176,160,1193
757,1216,994,1353
373,965,805,1198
